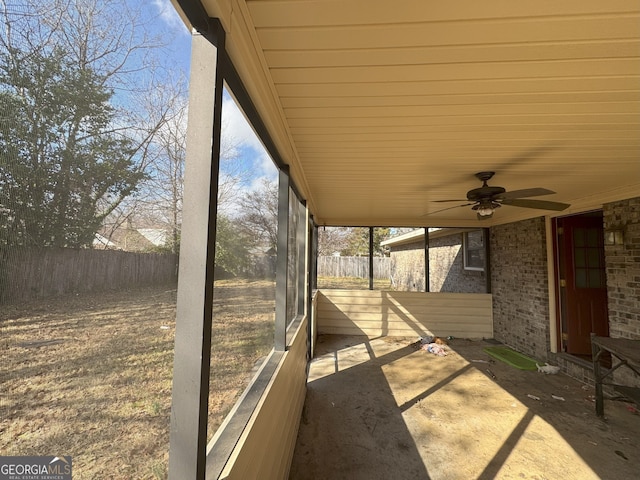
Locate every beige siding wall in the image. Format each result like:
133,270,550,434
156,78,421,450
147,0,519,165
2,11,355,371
219,317,308,479
318,290,493,339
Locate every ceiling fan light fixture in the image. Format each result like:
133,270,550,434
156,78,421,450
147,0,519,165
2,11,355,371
476,205,494,217
473,199,498,217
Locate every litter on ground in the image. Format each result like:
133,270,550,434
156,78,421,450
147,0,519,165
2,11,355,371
410,336,449,356
536,362,561,374
422,342,447,356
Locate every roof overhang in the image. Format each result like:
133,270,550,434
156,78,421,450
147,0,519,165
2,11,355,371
381,227,478,248
172,0,640,228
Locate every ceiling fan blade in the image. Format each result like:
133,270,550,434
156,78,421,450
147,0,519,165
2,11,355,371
501,198,570,211
496,188,555,200
422,203,474,216
432,199,468,203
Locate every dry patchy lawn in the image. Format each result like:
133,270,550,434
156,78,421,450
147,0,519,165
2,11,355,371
0,279,275,480
317,276,393,290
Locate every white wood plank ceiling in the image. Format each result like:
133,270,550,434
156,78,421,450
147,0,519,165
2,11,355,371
185,0,640,227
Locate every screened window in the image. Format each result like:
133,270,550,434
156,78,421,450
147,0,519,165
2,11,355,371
316,226,392,290
208,87,279,439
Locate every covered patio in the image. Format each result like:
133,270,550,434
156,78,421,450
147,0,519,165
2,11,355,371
290,334,640,479
166,1,640,478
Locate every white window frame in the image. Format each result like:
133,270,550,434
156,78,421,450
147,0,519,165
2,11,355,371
463,230,485,271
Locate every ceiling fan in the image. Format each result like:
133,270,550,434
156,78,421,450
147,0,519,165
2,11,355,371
429,171,570,220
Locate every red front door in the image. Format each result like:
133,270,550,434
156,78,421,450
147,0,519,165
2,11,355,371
558,214,609,355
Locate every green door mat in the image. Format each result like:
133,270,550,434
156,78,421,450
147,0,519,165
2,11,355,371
483,346,538,370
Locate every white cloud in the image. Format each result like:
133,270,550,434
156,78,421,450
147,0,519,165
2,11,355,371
151,0,187,33
221,92,279,181
257,152,278,180
221,93,267,154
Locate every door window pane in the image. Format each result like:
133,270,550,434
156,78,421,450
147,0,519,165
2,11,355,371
575,269,588,288
587,249,601,269
573,227,605,290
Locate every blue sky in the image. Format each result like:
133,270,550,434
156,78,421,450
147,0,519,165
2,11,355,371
147,0,192,75
148,0,277,189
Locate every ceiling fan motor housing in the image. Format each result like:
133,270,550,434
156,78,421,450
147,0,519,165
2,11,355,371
466,171,506,201
466,185,506,201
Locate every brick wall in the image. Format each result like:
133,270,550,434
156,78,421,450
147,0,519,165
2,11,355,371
490,199,640,386
490,217,550,361
603,196,640,387
390,244,425,291
604,196,640,340
429,235,485,293
389,233,485,293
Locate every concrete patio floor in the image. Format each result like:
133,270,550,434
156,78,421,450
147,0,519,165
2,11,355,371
289,335,640,480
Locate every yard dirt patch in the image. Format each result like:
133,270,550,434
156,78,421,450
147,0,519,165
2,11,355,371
0,279,275,480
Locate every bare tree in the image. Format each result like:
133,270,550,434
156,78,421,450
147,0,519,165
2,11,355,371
106,89,251,253
237,178,279,252
215,118,249,214
317,227,352,256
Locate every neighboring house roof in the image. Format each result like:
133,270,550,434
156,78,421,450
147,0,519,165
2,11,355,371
249,246,276,255
381,227,480,248
93,233,119,249
96,225,170,252
137,228,168,247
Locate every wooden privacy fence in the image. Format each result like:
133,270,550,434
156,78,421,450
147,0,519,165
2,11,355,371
317,256,391,279
0,247,178,303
